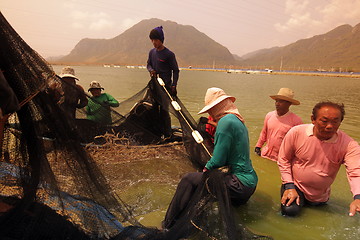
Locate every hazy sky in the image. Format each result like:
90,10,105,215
1,0,360,58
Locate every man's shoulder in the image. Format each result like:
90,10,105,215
265,110,276,118
149,48,156,54
75,84,86,92
162,47,175,55
289,111,302,118
287,123,309,135
288,112,303,123
337,129,358,143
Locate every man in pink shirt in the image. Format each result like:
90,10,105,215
278,101,360,217
255,88,302,161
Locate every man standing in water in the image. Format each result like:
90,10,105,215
147,26,179,138
278,101,360,217
255,88,302,161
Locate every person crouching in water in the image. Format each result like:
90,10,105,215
86,81,119,125
163,87,258,230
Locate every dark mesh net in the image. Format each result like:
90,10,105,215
0,11,272,240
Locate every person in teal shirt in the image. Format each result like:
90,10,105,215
163,87,258,229
86,81,119,125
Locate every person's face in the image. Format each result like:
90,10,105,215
62,77,76,84
275,99,291,116
90,88,102,97
151,39,163,50
207,108,215,120
311,106,342,141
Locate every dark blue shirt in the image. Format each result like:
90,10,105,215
147,47,180,86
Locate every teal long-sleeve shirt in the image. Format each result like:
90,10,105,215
86,93,119,125
205,114,258,188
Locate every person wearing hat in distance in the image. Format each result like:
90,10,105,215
147,26,179,138
59,66,88,119
86,81,119,125
162,87,258,229
255,88,302,161
278,101,360,217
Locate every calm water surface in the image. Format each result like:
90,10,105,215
53,65,360,240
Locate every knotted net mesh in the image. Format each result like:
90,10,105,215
0,11,272,240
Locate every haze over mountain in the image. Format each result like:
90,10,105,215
57,19,360,72
58,18,235,68
240,23,360,72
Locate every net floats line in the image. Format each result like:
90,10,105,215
156,77,212,158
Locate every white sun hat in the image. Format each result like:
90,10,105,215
198,87,236,114
59,66,78,80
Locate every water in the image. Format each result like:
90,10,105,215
53,65,360,240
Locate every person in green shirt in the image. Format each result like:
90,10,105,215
163,87,258,229
86,81,119,125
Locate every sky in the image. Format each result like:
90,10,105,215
1,0,360,58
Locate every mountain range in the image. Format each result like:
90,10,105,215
56,19,360,72
240,23,360,72
58,18,235,68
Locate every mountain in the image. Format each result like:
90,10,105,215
58,18,235,67
239,24,360,72
232,54,243,61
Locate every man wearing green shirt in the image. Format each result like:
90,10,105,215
86,81,119,125
163,87,258,229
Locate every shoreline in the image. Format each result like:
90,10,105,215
181,68,360,78
50,63,360,78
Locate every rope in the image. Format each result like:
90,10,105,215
190,219,218,240
155,77,212,158
18,82,47,108
205,177,217,199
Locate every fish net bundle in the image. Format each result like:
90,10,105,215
0,11,272,240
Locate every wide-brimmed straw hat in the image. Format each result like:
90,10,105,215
60,66,78,80
198,87,236,114
270,88,300,105
88,81,104,92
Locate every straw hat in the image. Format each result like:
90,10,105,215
88,81,104,91
60,66,78,80
198,87,236,114
270,88,300,105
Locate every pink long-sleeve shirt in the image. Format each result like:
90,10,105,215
256,110,302,161
278,124,360,202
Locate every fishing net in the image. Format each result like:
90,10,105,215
0,11,272,240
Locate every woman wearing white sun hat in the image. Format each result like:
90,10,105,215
163,87,258,229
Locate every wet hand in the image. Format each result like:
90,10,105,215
150,70,156,77
281,189,300,206
349,199,360,216
254,147,261,156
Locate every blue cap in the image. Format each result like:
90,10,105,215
149,26,164,43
